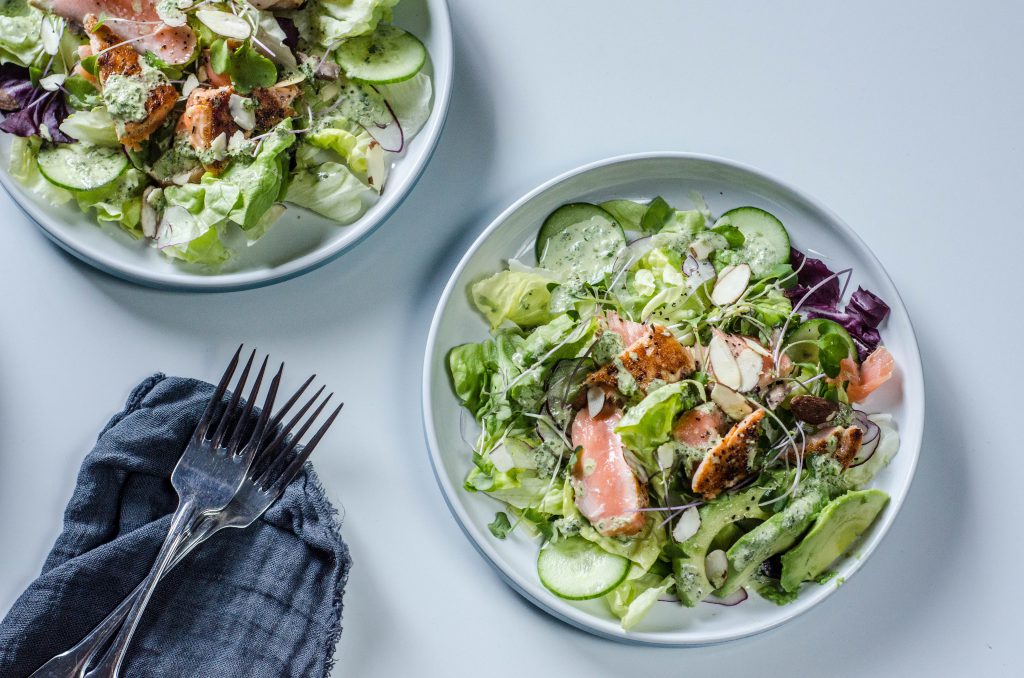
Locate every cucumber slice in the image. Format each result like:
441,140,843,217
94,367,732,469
536,203,626,284
715,207,791,277
785,318,858,377
37,144,128,192
537,536,630,600
335,25,426,84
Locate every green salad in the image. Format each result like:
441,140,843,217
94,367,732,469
448,194,900,628
0,0,431,265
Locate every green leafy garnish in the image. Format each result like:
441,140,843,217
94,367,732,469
488,512,512,539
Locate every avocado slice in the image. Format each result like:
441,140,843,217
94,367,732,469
779,489,889,592
672,484,772,606
718,486,832,596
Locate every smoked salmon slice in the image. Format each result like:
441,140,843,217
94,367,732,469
33,0,197,65
833,346,895,403
571,408,647,537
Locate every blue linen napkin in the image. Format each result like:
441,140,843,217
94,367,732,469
0,375,351,677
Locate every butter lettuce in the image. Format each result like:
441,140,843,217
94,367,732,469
215,125,295,229
9,135,71,205
58,108,120,147
605,570,674,630
76,167,146,234
471,270,555,329
285,159,368,222
312,0,398,46
378,72,433,138
615,381,704,457
0,0,44,67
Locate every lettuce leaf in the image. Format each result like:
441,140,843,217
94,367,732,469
75,167,146,234
605,570,674,630
8,135,71,205
285,159,368,222
0,0,45,67
615,381,703,459
312,0,398,46
58,107,120,147
378,72,432,139
471,270,555,329
215,124,294,229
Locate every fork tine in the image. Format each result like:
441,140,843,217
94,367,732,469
263,384,326,455
226,355,268,453
195,345,241,440
269,402,344,493
211,349,256,448
248,363,283,453
254,387,327,487
257,373,315,449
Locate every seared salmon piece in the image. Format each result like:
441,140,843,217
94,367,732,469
85,16,178,149
571,408,647,537
691,409,765,499
789,425,863,469
176,86,238,172
604,311,650,346
586,323,695,393
34,0,196,64
673,403,729,448
250,85,299,132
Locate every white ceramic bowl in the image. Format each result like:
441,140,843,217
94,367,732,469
422,153,924,645
0,0,452,291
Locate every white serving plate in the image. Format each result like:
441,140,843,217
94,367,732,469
0,0,452,291
422,153,924,645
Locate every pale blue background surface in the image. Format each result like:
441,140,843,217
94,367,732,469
1,1,1020,675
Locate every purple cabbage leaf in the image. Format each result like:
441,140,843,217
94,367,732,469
0,63,72,144
787,248,891,358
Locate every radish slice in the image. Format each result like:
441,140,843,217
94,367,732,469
362,95,405,152
704,588,748,606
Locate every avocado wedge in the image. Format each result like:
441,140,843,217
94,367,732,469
779,489,889,592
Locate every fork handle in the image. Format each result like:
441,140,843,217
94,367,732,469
26,518,217,678
82,500,200,678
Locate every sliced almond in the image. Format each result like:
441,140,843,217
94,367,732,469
228,94,255,131
708,334,741,390
711,383,753,421
365,141,388,193
673,506,702,542
705,549,729,588
196,10,252,40
586,386,606,419
710,263,751,306
736,348,763,392
743,337,771,357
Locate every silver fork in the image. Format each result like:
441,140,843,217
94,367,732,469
28,363,342,678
